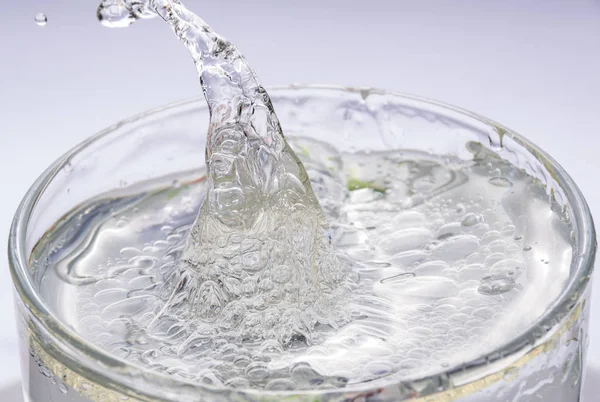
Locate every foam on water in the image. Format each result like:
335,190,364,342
35,143,573,390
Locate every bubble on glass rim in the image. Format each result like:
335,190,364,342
478,275,522,296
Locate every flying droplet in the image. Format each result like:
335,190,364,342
34,13,47,26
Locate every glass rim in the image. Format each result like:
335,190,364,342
8,84,596,399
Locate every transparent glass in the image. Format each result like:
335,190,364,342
9,86,595,401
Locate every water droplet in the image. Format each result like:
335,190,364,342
34,13,47,26
58,383,69,394
523,245,532,252
39,365,52,378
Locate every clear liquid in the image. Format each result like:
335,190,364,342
24,0,573,395
33,140,573,391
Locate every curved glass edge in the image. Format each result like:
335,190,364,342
8,85,597,401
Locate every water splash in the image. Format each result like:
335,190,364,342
96,0,351,344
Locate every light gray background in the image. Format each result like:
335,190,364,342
1,0,599,399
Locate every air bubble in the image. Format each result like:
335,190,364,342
488,177,513,187
245,362,270,382
478,275,521,296
39,365,52,378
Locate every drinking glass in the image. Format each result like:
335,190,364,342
9,86,595,401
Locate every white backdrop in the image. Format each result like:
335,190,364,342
1,0,598,399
